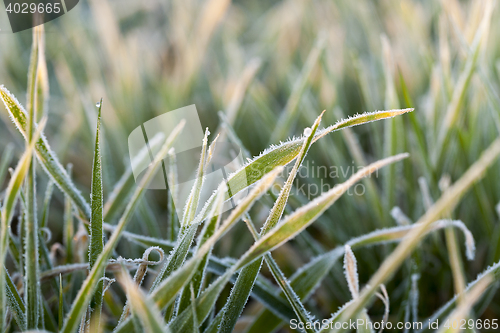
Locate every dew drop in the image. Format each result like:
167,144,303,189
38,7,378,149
303,127,312,136
96,102,101,108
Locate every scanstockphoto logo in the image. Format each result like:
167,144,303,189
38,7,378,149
0,0,79,33
128,105,249,220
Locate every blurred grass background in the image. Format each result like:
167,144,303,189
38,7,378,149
1,0,500,331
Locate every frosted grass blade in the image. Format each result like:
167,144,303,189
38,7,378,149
89,99,104,326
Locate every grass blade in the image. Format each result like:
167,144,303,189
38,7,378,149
25,25,42,329
89,99,104,326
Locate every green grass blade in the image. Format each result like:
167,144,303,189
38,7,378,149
59,274,63,331
61,120,184,333
334,138,500,332
167,149,178,241
193,109,412,225
181,128,213,229
63,165,74,264
89,99,104,326
5,268,26,330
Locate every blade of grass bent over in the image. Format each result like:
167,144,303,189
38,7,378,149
333,137,500,332
193,108,413,225
89,99,104,326
60,120,184,333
